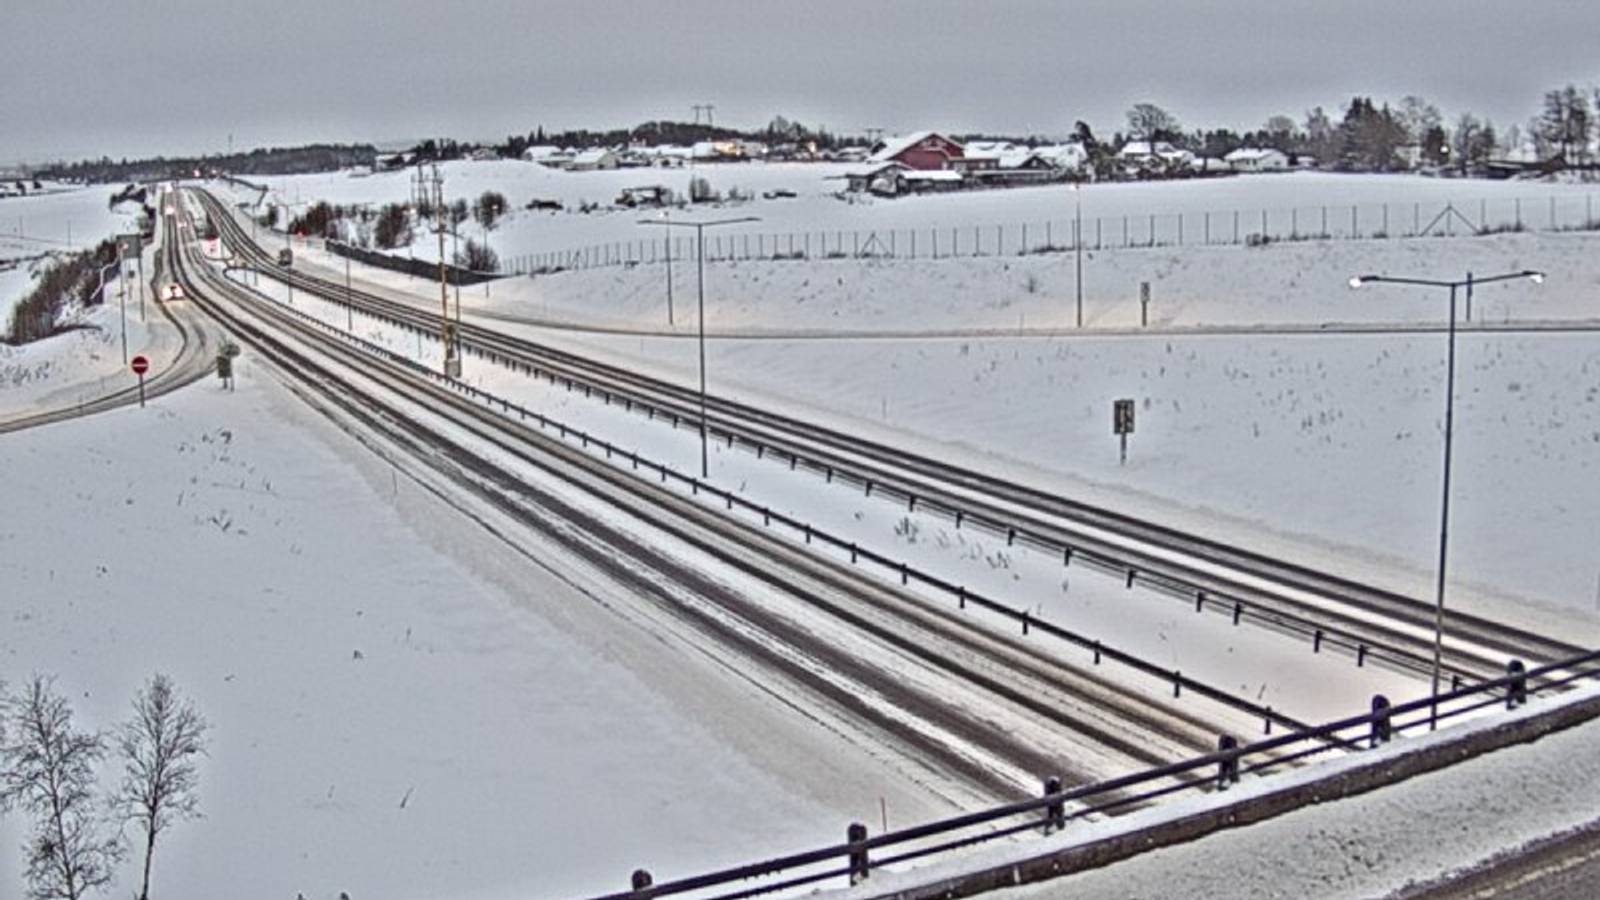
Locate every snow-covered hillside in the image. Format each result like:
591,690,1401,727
0,359,957,899
0,181,146,327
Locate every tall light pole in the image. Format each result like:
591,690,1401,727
639,215,759,479
1074,181,1084,328
1348,268,1544,728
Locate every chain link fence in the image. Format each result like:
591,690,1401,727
502,193,1600,277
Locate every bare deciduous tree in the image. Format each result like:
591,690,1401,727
115,674,209,900
0,675,122,900
1125,102,1180,142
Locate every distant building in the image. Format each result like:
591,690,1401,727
1224,147,1290,172
1032,143,1089,172
567,148,620,171
466,148,500,162
868,132,966,171
1118,140,1195,175
523,145,572,167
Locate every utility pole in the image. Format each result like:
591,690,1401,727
137,245,145,323
117,242,128,364
428,164,460,378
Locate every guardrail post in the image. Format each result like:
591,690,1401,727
630,869,653,895
1042,775,1065,833
847,822,870,884
1125,569,1136,589
1369,694,1392,747
1216,735,1240,790
1232,602,1242,626
1313,629,1323,653
1507,660,1527,709
1195,591,1205,613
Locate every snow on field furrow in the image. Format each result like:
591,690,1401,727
194,268,1192,799
217,258,1428,729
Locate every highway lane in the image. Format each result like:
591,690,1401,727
0,194,218,433
171,187,1282,812
193,186,1589,693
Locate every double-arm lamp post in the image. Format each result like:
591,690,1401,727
639,214,759,479
1348,269,1544,727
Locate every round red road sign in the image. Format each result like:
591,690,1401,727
131,355,150,375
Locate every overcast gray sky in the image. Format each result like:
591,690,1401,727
5,0,1597,164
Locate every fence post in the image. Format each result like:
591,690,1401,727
1216,734,1240,790
1370,694,1392,747
847,822,870,884
1042,775,1065,833
1507,659,1527,708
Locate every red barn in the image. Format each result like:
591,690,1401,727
869,131,965,171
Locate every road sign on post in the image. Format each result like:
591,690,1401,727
1113,398,1135,464
1140,282,1150,327
131,354,150,407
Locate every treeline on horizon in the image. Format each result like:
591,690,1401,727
27,82,1599,183
33,143,380,184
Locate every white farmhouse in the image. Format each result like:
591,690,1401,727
1118,140,1195,171
1224,147,1290,172
523,145,572,167
567,148,620,171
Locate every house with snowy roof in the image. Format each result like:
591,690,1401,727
1117,140,1195,175
523,145,572,167
868,132,966,170
1224,147,1290,172
567,148,620,171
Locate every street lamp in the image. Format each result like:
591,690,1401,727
638,214,759,479
1348,268,1544,727
1073,181,1084,328
90,260,123,363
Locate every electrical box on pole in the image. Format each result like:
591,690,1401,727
1113,398,1135,465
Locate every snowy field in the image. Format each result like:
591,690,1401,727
0,356,959,900
0,180,144,324
228,164,1600,270
2,175,1593,898
263,200,1600,646
225,265,1426,725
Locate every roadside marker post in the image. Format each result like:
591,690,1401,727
131,355,150,407
1113,398,1135,465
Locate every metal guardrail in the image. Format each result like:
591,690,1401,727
595,649,1600,900
201,196,1514,689
195,226,1600,900
209,262,1307,738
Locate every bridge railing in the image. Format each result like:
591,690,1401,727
590,648,1600,899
